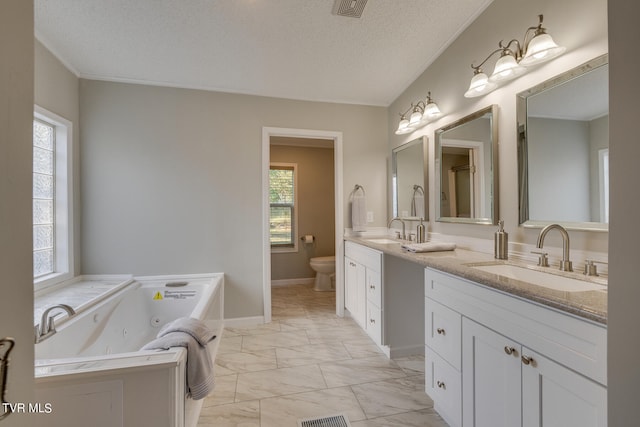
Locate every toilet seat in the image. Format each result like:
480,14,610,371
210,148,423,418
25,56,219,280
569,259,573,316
310,255,335,264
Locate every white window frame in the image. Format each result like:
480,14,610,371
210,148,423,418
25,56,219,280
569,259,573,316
598,148,609,223
269,162,298,253
34,105,74,289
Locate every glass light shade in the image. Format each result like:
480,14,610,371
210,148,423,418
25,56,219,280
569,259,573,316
520,32,565,66
489,53,526,82
395,118,412,135
464,71,497,98
409,110,423,126
423,101,442,119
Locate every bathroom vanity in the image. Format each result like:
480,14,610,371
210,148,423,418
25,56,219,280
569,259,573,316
343,236,607,427
344,240,424,357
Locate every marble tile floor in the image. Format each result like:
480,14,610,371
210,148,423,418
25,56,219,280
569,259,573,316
197,283,449,427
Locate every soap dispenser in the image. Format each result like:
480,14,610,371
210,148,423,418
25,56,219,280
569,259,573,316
494,220,508,260
417,218,426,243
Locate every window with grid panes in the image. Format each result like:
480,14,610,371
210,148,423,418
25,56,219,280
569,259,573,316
33,119,56,277
33,106,74,286
269,164,297,247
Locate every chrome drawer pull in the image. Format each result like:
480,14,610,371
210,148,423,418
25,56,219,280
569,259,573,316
436,328,445,335
521,355,535,366
504,346,516,356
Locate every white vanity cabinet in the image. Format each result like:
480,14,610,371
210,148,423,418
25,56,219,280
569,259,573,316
425,267,607,427
344,241,382,341
344,241,425,357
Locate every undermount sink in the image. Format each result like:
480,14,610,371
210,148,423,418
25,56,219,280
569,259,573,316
365,238,401,244
468,263,607,293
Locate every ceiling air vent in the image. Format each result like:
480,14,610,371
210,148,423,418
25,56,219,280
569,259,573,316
332,0,368,18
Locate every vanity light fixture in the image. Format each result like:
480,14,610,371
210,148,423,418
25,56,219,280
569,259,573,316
464,15,565,98
395,92,442,135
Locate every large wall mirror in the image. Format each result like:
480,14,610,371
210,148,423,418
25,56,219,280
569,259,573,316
517,54,608,231
435,105,498,225
392,136,428,220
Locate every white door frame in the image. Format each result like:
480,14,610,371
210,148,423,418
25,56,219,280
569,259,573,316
262,127,344,323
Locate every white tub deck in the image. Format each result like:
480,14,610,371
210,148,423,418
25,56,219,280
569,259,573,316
34,273,224,427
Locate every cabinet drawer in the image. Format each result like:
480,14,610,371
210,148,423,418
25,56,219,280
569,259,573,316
365,301,382,345
366,268,382,307
345,241,382,271
426,297,462,370
426,347,461,427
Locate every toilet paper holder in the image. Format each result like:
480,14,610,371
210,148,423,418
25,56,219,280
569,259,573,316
301,235,315,244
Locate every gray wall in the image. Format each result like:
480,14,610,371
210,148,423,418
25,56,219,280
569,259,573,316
79,80,387,318
388,0,608,252
608,0,640,424
270,144,335,281
0,1,35,424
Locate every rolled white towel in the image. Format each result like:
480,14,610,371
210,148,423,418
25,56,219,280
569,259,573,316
401,242,456,253
352,194,367,232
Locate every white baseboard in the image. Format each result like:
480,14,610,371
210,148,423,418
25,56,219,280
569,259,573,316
271,278,315,287
224,316,265,327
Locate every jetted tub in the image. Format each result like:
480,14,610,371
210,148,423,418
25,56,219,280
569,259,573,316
34,273,224,427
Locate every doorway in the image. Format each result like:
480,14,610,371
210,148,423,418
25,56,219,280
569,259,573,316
261,127,344,323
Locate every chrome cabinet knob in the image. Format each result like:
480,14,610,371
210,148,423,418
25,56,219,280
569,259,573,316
436,328,445,335
504,346,516,356
437,381,446,389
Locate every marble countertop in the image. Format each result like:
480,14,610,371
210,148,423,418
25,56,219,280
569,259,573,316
345,236,607,325
34,276,132,326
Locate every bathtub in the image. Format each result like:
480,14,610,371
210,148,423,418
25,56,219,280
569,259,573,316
34,273,224,427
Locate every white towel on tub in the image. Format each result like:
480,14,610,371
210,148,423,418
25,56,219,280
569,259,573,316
141,317,217,400
352,193,367,232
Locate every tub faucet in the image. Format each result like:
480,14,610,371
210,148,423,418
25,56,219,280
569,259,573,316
536,223,573,272
387,217,407,240
35,304,76,344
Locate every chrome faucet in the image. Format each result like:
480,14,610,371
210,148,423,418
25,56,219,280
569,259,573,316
387,217,407,240
34,304,76,343
536,223,573,272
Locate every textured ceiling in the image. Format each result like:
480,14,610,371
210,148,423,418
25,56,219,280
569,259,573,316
35,0,493,106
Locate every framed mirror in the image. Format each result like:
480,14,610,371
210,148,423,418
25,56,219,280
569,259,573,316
435,105,498,224
392,136,428,220
517,54,608,231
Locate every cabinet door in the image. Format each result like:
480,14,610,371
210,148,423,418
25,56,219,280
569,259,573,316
522,348,607,427
462,318,521,427
426,347,462,427
344,257,366,328
365,300,382,345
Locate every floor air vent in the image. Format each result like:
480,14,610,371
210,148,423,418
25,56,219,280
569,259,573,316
297,413,352,427
332,0,368,18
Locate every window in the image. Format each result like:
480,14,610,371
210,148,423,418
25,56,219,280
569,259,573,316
33,106,73,287
269,163,297,250
599,148,609,223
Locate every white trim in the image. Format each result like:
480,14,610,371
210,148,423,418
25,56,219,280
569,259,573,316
262,127,344,323
34,105,75,289
271,278,315,287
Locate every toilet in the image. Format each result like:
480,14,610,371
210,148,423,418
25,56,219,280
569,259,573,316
309,256,336,292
